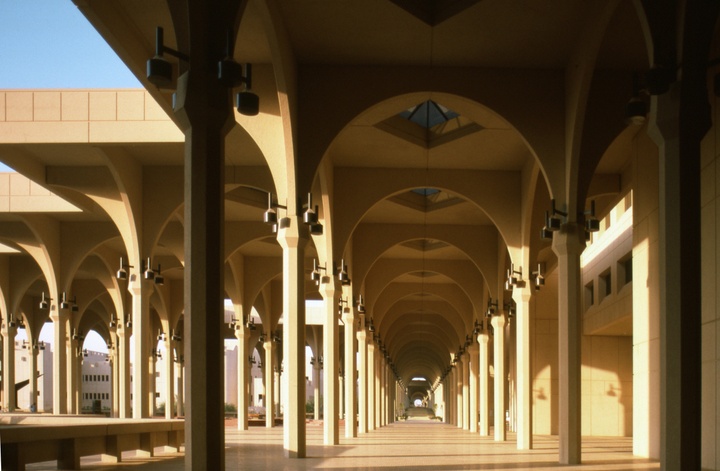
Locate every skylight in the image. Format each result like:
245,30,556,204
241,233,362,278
400,100,459,129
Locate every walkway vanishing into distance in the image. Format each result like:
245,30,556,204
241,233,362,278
26,421,659,470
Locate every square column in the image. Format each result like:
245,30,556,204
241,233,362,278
367,343,376,431
468,343,479,433
235,329,249,429
513,288,533,449
357,329,368,433
552,227,584,464
491,314,507,441
343,310,357,437
50,312,66,414
117,325,131,418
320,283,339,445
462,355,470,430
2,325,16,411
277,222,308,458
264,338,274,428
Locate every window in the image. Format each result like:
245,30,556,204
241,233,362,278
618,254,632,287
599,269,612,302
584,281,594,311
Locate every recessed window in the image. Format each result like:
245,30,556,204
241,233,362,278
599,269,612,302
618,255,632,287
584,281,594,311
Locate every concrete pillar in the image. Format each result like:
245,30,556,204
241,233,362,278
514,287,532,449
456,361,463,428
462,354,470,430
50,312,66,414
111,334,119,418
339,373,345,420
69,337,79,414
375,351,381,428
165,337,175,419
29,343,38,411
367,342,375,431
653,79,703,469
264,338,274,428
176,359,185,417
235,328,249,429
117,325,131,418
320,283,339,445
312,361,320,420
277,222,308,458
2,324,16,411
357,328,367,433
130,280,153,418
491,314,507,441
149,349,157,414
552,228,584,462
468,343,478,433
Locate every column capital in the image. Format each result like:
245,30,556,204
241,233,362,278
477,331,489,345
342,311,355,325
490,314,507,330
357,330,367,341
234,327,250,341
319,280,339,300
551,224,586,257
276,217,309,250
512,285,533,304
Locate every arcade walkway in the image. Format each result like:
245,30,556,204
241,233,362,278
27,423,659,470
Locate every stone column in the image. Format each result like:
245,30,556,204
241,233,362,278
357,328,367,433
320,283,339,445
264,338,274,428
130,280,153,418
462,354,470,430
339,373,345,420
30,341,38,411
176,359,185,417
552,228,584,462
278,222,308,458
456,361,463,428
312,361,321,420
69,337,79,414
367,342,375,431
149,349,157,415
2,323,16,411
235,328,249,429
468,343,479,433
117,325,131,418
110,330,119,418
479,329,489,435
50,312,66,414
491,314,507,441
165,336,175,419
514,287,533,449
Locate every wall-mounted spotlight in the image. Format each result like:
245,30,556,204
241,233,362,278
303,193,323,235
310,258,327,285
143,257,155,281
228,315,241,330
147,27,259,115
473,318,483,335
152,348,163,360
72,328,85,341
117,257,133,280
60,292,78,311
109,314,117,329
171,329,183,341
39,292,51,310
337,297,350,317
248,355,256,365
367,317,375,332
531,262,545,291
504,302,516,318
125,315,132,330
35,341,45,351
541,199,568,240
505,264,523,291
355,294,366,314
584,200,600,233
157,329,166,342
154,264,165,286
337,259,350,285
263,192,288,232
245,318,256,331
486,299,498,318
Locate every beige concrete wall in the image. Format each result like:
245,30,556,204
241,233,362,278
0,90,182,144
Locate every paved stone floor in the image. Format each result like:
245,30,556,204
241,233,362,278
26,422,659,470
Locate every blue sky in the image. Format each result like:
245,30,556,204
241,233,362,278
1,1,142,347
0,0,140,88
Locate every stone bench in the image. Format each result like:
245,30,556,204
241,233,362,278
0,418,184,470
